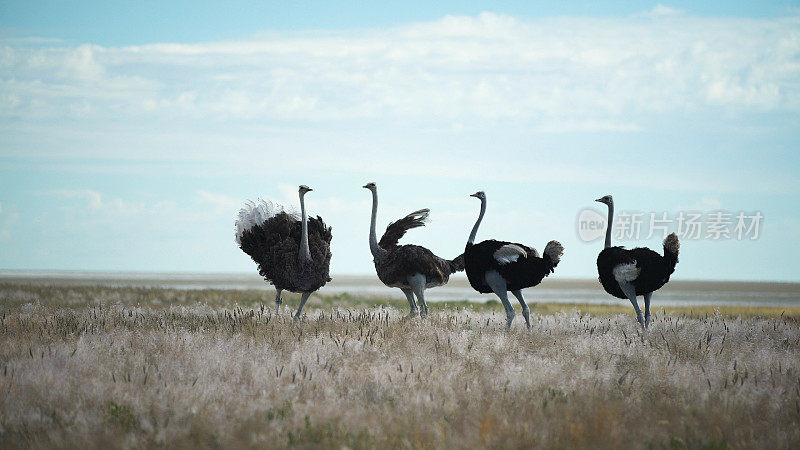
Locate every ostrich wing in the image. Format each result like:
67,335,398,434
612,261,641,283
522,245,540,258
493,244,528,265
379,209,429,249
309,215,332,243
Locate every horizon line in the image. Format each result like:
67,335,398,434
1,268,798,286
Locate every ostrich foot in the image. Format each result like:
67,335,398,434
421,306,429,317
275,301,282,314
645,314,651,328
636,313,645,329
401,310,420,322
505,312,515,329
522,308,531,329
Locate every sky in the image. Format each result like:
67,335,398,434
1,1,799,281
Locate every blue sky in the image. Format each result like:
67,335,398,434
3,1,797,45
1,2,799,281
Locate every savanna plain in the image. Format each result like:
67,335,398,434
1,282,799,449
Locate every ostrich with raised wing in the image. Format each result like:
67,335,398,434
363,182,464,316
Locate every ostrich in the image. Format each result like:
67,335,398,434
595,195,679,328
463,191,563,329
363,182,464,317
235,185,332,318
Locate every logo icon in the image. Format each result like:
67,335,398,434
577,208,606,242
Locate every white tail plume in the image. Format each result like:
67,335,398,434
235,199,290,245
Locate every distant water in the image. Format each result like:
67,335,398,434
1,270,799,307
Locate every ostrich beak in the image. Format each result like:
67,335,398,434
362,184,369,189
595,198,603,202
470,193,479,198
306,188,313,192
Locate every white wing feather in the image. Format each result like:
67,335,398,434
612,262,640,283
493,244,528,265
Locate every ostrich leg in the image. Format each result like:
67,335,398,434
485,270,515,328
401,288,419,316
644,292,653,328
274,288,283,314
294,292,312,319
619,281,645,328
409,273,429,316
511,290,531,329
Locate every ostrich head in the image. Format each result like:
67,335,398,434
299,185,313,195
362,182,377,191
470,191,486,201
595,194,613,205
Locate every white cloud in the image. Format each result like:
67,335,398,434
676,197,724,211
49,189,104,210
197,190,241,213
45,189,176,216
1,10,798,201
1,12,798,129
59,44,106,81
641,5,684,18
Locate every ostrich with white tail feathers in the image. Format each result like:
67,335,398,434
235,185,331,318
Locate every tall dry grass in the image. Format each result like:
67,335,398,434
0,284,798,448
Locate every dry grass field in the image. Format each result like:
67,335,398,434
1,283,799,448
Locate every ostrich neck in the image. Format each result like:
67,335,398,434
468,198,486,245
368,190,388,258
299,192,311,262
604,202,614,249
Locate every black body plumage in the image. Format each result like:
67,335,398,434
461,190,563,329
465,239,558,293
594,195,680,328
596,242,678,299
238,211,332,293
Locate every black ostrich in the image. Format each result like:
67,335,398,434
236,185,332,318
363,182,464,317
463,191,563,329
595,195,679,328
